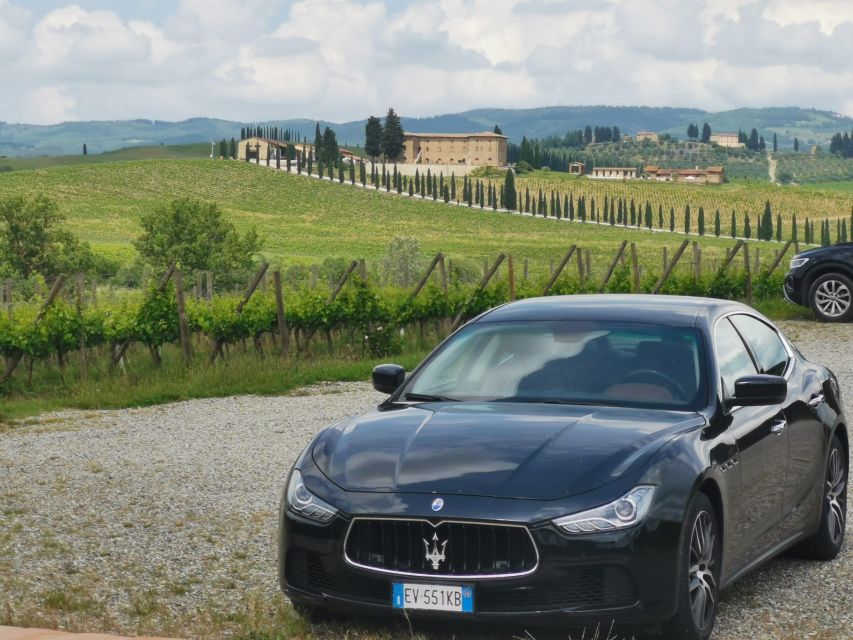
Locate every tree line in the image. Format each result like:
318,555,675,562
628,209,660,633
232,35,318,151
364,108,405,163
829,129,853,158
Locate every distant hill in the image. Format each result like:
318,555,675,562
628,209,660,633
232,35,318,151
1,106,851,157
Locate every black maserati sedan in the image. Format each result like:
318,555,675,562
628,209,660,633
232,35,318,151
278,295,848,640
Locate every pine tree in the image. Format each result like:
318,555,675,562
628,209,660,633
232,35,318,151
493,124,503,135
761,201,773,241
365,116,383,162
701,123,711,143
382,107,405,161
503,169,517,211
698,206,705,235
714,209,721,237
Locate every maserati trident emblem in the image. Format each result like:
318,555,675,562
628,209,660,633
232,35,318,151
423,532,448,570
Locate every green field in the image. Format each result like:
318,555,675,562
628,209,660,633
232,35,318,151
0,158,803,277
0,143,209,172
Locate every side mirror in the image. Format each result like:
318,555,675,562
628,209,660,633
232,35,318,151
372,364,406,395
727,374,787,407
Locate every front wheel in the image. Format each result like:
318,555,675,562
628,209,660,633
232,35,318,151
793,435,847,560
661,493,721,640
808,273,853,322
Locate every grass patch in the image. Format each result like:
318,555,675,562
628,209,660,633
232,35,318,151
0,342,429,422
42,586,97,613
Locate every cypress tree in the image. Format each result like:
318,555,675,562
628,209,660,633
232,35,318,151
730,210,737,238
550,191,556,217
645,202,653,229
408,179,414,197
761,201,773,240
359,161,366,186
610,202,615,226
698,206,705,236
744,214,752,239
444,185,450,203
842,220,848,243
670,207,675,232
684,204,691,234
504,169,517,211
296,153,302,174
525,188,531,213
286,155,292,172
339,163,345,184
714,210,721,237
658,204,663,229
317,160,324,180
776,213,782,241
349,161,355,185
791,214,798,242
630,200,637,226
387,169,392,192
451,173,457,201
229,138,237,159
307,153,313,176
433,176,438,200
314,122,322,156
617,200,623,225
219,139,227,158
467,181,473,207
426,169,431,195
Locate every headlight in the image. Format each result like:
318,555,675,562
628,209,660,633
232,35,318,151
789,256,809,269
285,470,338,523
553,486,656,534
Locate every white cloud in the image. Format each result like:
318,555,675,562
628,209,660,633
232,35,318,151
0,0,851,124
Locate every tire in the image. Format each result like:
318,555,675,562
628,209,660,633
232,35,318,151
808,273,853,322
793,435,847,560
660,493,721,640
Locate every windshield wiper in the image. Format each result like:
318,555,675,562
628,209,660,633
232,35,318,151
403,392,460,403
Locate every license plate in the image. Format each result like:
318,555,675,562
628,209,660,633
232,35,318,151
392,582,474,613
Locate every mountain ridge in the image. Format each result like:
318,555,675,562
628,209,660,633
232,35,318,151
1,106,851,157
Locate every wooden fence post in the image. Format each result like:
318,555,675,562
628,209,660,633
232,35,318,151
209,263,270,363
409,253,443,300
451,254,506,331
1,274,66,384
576,247,585,283
766,240,793,275
631,243,641,293
718,240,744,274
542,245,577,295
599,240,628,292
75,274,87,381
743,243,753,304
508,255,516,301
438,254,448,293
273,270,289,357
174,268,192,364
692,242,701,281
652,240,690,294
112,264,176,368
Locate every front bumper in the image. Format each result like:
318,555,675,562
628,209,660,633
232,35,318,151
783,270,806,306
278,506,682,628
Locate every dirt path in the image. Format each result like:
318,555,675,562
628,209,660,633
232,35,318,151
768,151,778,183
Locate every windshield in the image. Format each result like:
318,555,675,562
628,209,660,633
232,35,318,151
403,320,707,410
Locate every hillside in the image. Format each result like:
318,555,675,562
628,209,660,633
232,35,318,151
0,159,762,270
2,106,851,156
0,160,850,275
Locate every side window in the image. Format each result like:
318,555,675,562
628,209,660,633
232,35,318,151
730,315,789,376
714,319,757,395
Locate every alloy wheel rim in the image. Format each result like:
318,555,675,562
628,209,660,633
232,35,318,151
688,511,718,631
815,280,851,318
827,448,847,546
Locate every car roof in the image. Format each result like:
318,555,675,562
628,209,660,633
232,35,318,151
476,294,751,328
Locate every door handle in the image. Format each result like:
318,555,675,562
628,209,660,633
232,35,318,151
808,394,824,408
770,419,787,435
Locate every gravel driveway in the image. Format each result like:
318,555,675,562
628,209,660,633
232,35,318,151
1,321,850,640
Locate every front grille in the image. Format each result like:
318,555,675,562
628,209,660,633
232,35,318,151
344,518,538,577
477,566,636,612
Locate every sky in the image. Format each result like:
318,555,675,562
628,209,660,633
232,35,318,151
1,0,852,125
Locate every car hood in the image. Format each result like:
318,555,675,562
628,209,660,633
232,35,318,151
312,402,704,500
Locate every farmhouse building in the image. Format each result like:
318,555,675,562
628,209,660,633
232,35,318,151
709,133,744,148
590,167,638,180
568,161,586,174
401,131,507,166
643,165,725,184
636,131,659,143
237,137,315,163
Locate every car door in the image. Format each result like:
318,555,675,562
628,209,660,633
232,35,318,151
714,317,789,569
729,314,826,535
